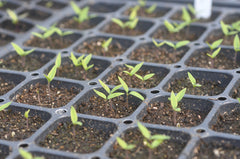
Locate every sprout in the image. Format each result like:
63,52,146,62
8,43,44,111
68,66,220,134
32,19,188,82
7,9,18,24
44,65,57,97
129,6,139,21
206,39,223,51
32,25,56,40
124,62,143,77
152,38,165,47
69,52,84,67
70,106,82,137
55,53,61,69
220,21,239,36
0,102,11,119
19,148,44,159
182,7,195,26
117,137,136,159
70,1,92,23
145,4,157,14
24,109,30,129
135,73,155,88
101,37,112,53
164,40,190,50
112,18,139,30
187,4,196,15
138,0,147,7
206,47,221,59
187,72,202,88
164,20,187,33
206,39,223,67
233,34,240,65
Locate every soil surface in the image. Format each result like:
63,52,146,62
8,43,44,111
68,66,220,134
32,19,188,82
105,65,167,89
231,85,240,99
109,128,188,159
77,93,142,118
37,0,66,9
0,2,18,10
0,33,14,46
20,9,51,21
192,139,240,159
0,77,15,95
14,83,80,108
0,144,10,159
39,119,116,153
129,44,188,64
0,53,53,72
141,98,209,127
222,13,240,24
186,48,240,69
0,20,32,33
0,109,45,141
75,38,127,57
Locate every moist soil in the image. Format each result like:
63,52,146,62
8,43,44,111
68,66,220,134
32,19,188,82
20,9,51,21
129,44,187,64
230,85,240,99
75,38,126,57
0,33,14,46
109,129,188,159
0,2,18,10
37,0,66,10
77,94,141,118
205,29,236,46
186,48,240,69
14,83,80,108
0,145,10,159
166,77,225,96
0,77,15,95
105,66,166,89
0,20,32,33
211,106,240,135
152,26,201,41
0,109,45,141
0,53,52,72
39,119,115,153
141,99,208,127
24,35,74,49
103,22,144,36
223,13,240,24
192,139,240,159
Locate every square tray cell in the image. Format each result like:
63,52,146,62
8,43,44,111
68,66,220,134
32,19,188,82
0,20,33,33
186,47,240,70
38,117,117,154
210,103,240,136
151,24,206,41
12,79,83,108
0,72,25,96
109,127,190,159
74,88,145,118
0,105,51,141
0,50,55,72
222,13,240,24
129,41,189,64
74,36,134,57
163,70,232,96
0,144,10,158
103,63,169,89
101,19,154,36
37,0,67,10
139,96,213,127
88,2,124,13
19,9,51,21
192,137,240,158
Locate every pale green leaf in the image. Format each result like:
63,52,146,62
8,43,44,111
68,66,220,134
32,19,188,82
145,4,157,14
176,88,186,102
111,85,122,94
0,102,11,111
19,149,32,159
152,38,165,47
118,76,128,93
137,121,151,139
164,41,175,49
170,91,178,110
129,91,144,101
176,40,190,49
108,92,124,100
98,79,110,94
211,39,223,50
112,18,124,28
11,42,24,55
188,72,196,86
70,1,81,14
55,53,61,68
234,34,240,52
24,109,30,119
130,62,143,75
143,73,155,81
93,89,106,99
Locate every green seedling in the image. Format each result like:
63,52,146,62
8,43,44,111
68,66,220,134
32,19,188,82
206,47,221,67
101,37,112,54
0,102,11,119
234,34,240,65
135,73,155,88
70,1,92,23
129,6,139,21
220,21,239,36
138,121,171,159
164,20,187,33
188,72,202,88
69,52,84,67
112,18,139,30
169,88,186,126
145,4,157,14
94,79,124,112
117,137,136,159
44,65,57,96
19,148,44,159
82,54,94,79
164,40,190,50
118,76,145,107
24,109,30,129
182,7,196,26
54,27,73,37
206,39,223,67
70,106,82,137
152,38,165,47
138,0,147,7
7,9,18,24
123,62,143,86
187,4,196,15
55,53,61,68
32,25,56,40
206,39,223,51
11,42,35,67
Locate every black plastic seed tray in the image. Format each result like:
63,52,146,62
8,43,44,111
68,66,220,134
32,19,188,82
1,0,240,159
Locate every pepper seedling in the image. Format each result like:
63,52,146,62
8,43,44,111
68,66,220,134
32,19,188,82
206,39,223,67
233,34,240,65
152,38,165,48
164,40,190,50
164,20,187,33
145,4,157,14
70,1,93,23
24,109,30,129
55,53,61,69
19,148,44,159
118,76,145,107
6,9,19,25
11,42,35,67
188,72,202,88
135,73,155,88
101,37,112,56
137,121,171,158
168,88,186,126
32,25,56,40
117,137,136,159
93,79,124,112
123,62,144,86
112,18,139,30
220,21,239,36
44,65,57,97
182,7,197,26
70,106,82,137
0,102,11,119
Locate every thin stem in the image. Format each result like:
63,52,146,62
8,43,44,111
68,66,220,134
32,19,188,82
173,111,177,126
235,51,238,66
26,118,29,130
148,148,152,159
36,90,41,105
126,93,129,108
126,151,129,159
72,125,76,138
22,56,26,68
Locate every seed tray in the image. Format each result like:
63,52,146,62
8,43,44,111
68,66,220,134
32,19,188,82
1,0,240,159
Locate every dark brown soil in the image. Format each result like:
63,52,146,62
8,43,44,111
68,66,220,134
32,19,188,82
231,84,240,99
0,109,45,141
0,20,33,33
222,13,240,24
166,76,225,96
129,44,188,64
141,98,209,127
152,25,204,41
211,106,240,135
24,35,76,49
75,38,127,57
109,128,188,159
37,0,66,9
39,119,116,153
76,92,142,118
0,77,15,95
20,9,51,21
186,48,240,69
0,2,18,10
0,52,53,72
192,139,240,159
0,33,14,46
105,65,167,89
0,144,10,159
14,83,80,108
58,16,102,30
123,6,169,18
103,22,144,36
205,29,237,46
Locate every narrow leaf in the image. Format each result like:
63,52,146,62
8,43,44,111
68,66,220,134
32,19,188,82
98,80,110,94
118,76,128,93
108,92,124,100
0,102,11,111
93,89,106,99
129,91,144,101
137,121,151,139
